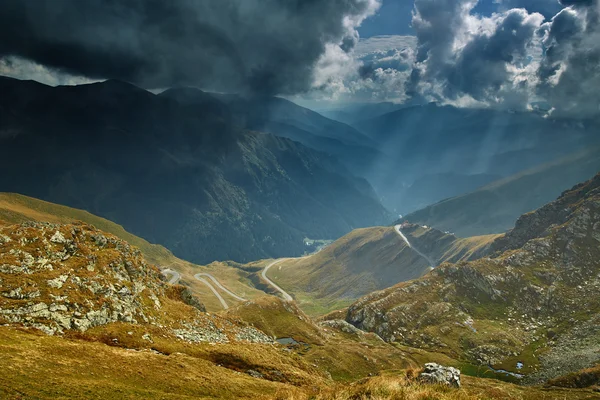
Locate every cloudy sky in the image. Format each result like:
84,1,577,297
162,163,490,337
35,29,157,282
1,0,599,118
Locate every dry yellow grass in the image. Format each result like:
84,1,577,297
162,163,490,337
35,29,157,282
264,227,428,316
271,374,600,400
0,326,314,400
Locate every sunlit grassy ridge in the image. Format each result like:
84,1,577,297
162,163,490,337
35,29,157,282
2,325,597,400
265,226,497,317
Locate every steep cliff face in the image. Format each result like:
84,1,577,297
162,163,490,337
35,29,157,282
489,174,600,254
345,173,600,382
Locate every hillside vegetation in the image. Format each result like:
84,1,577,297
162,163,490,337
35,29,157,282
0,192,272,313
0,192,174,266
0,196,597,398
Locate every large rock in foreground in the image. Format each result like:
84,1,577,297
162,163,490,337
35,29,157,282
418,363,461,388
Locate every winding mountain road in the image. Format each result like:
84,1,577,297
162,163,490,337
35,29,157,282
161,268,181,285
261,259,294,301
162,266,247,310
195,276,230,309
394,224,436,268
194,273,246,302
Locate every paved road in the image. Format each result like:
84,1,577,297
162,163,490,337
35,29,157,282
394,225,436,268
261,259,294,301
194,273,246,302
161,268,181,285
161,265,246,310
195,276,229,309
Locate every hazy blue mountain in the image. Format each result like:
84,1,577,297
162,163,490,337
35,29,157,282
317,102,408,125
399,149,600,237
353,103,600,212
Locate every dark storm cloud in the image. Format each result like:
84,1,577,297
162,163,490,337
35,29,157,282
409,0,543,107
406,0,477,97
538,0,600,117
444,9,543,102
406,0,600,116
0,0,379,95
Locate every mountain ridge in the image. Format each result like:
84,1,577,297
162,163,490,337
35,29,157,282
0,76,392,264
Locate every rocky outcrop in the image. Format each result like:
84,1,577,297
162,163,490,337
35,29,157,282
490,172,600,255
0,222,165,335
418,363,461,388
0,221,273,345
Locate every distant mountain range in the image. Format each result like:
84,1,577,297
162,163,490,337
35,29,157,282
400,149,600,237
3,75,599,264
317,102,408,125
329,102,600,212
0,76,391,264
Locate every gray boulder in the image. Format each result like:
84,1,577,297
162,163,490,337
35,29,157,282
418,363,461,388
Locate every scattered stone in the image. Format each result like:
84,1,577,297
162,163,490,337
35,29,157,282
246,369,264,379
50,231,67,244
142,333,153,343
47,275,69,289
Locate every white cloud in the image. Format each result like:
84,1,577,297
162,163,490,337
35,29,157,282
0,56,97,86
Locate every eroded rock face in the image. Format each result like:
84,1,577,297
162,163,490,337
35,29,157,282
345,174,600,381
418,363,461,388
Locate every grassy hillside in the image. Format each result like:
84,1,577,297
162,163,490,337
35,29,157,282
0,197,596,398
401,224,501,264
401,149,600,237
264,226,497,316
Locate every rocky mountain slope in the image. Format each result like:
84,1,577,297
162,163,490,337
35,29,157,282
0,76,391,264
400,149,600,237
263,225,498,316
161,89,388,195
344,173,600,382
0,192,280,313
0,192,174,266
